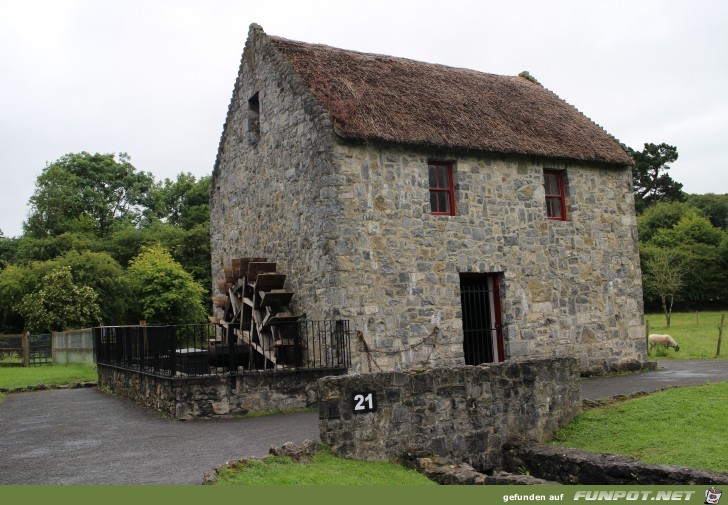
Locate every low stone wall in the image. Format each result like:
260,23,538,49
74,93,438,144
236,369,346,413
97,365,345,419
504,441,728,485
318,357,580,471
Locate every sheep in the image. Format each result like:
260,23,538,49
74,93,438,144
648,333,680,352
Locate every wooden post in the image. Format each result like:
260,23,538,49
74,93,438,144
717,314,725,357
645,319,651,354
21,332,29,367
51,330,57,365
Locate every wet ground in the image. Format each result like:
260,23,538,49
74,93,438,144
580,359,728,400
2,359,727,484
0,387,319,484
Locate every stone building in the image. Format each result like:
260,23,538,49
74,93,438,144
211,24,647,375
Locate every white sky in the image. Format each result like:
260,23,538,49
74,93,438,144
1,0,726,237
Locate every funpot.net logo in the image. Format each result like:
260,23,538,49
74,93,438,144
572,490,696,501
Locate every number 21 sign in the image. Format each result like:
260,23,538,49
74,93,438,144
351,391,377,413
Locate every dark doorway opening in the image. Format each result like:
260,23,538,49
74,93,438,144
459,273,504,365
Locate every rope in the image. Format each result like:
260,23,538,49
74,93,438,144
357,327,440,372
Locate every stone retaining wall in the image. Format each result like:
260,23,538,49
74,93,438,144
318,357,580,471
97,365,345,419
503,441,728,485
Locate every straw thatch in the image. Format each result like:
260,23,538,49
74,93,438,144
270,35,632,166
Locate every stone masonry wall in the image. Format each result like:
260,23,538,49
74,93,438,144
210,24,340,323
326,143,646,374
503,441,728,485
318,357,581,472
97,365,343,419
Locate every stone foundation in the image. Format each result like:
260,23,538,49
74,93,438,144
97,365,346,419
503,441,728,485
318,357,580,471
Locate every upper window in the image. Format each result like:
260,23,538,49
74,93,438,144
428,161,455,215
248,92,260,144
543,169,567,220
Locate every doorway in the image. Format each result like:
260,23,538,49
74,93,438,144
459,273,504,364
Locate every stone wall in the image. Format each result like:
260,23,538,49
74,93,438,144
503,441,728,485
329,143,646,374
210,24,340,323
318,357,580,472
97,365,344,420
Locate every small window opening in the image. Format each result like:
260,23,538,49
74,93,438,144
543,169,567,220
428,161,455,215
248,92,260,144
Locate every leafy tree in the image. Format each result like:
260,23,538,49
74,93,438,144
650,213,725,248
642,248,684,327
126,244,207,325
24,152,155,238
56,250,130,325
641,213,728,310
15,266,102,333
686,193,728,231
145,173,211,230
0,230,19,270
637,201,690,242
13,231,102,263
629,143,684,214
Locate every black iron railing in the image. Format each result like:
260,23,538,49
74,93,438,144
93,320,351,377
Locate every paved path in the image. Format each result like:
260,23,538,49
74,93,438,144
580,360,728,401
0,388,319,484
3,360,727,484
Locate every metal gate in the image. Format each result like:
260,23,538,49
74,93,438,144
29,334,52,365
459,273,504,365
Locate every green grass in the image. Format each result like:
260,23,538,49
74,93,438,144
214,449,435,485
0,364,97,390
645,310,727,360
0,351,22,364
550,382,728,472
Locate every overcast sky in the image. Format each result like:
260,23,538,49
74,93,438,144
1,0,726,238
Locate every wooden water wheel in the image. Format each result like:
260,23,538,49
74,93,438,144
211,257,302,369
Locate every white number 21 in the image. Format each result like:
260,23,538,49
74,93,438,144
353,393,373,411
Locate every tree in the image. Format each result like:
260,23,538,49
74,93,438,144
686,193,728,231
15,266,102,333
24,152,155,238
642,248,684,327
56,250,130,325
145,173,211,230
126,244,207,325
637,201,690,242
0,229,19,270
641,213,728,309
629,142,684,214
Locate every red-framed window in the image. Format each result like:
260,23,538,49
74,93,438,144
543,169,567,221
428,161,455,215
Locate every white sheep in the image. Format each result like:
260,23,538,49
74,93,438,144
648,333,680,352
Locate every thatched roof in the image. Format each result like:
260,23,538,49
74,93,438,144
269,34,633,166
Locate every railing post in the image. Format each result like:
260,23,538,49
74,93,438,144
168,326,176,377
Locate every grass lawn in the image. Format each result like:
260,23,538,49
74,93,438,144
0,364,97,390
550,382,728,473
645,310,727,360
214,449,435,485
